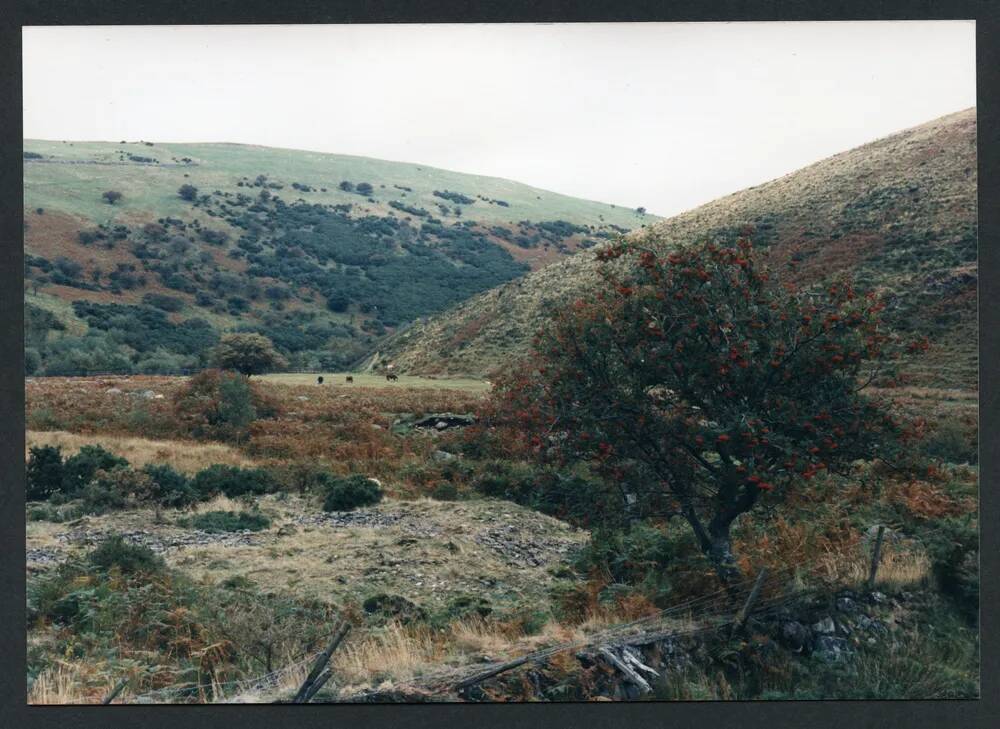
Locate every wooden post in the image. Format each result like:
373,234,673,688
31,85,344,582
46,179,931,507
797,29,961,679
302,669,334,703
293,622,351,703
101,677,129,705
733,568,769,628
867,525,886,591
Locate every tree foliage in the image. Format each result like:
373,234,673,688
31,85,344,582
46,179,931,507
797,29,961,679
486,235,916,581
211,333,287,376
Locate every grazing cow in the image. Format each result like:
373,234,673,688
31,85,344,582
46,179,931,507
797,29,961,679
317,376,324,385
386,373,399,382
346,376,354,383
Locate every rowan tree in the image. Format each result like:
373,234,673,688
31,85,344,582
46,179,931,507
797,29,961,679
211,332,287,376
487,236,918,582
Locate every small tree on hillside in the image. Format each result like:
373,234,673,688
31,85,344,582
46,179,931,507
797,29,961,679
211,332,287,376
486,235,917,582
102,190,123,205
178,184,199,201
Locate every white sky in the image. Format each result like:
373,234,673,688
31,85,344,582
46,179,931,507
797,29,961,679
23,21,975,217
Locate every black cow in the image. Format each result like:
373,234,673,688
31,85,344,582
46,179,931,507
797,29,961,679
346,376,354,383
317,376,324,385
386,373,399,382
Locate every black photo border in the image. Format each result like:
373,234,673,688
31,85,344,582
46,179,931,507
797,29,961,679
1,2,997,728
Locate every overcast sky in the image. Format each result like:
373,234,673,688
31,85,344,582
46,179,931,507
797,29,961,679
23,21,975,217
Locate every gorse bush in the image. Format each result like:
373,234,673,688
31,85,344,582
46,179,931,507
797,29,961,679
88,536,165,574
322,474,383,512
190,464,277,500
142,464,199,508
183,510,271,533
61,445,129,496
26,445,64,501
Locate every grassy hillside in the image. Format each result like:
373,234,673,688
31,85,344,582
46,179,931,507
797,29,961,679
24,140,654,376
377,109,977,389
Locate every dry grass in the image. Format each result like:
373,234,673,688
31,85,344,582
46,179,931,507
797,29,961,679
28,661,111,705
818,541,932,590
26,429,257,474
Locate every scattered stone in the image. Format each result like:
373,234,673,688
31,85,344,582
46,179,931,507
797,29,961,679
780,621,811,652
814,635,851,663
836,597,857,613
812,617,836,635
433,450,456,462
106,387,123,395
296,396,310,401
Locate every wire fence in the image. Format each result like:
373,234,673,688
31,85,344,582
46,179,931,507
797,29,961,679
106,543,880,704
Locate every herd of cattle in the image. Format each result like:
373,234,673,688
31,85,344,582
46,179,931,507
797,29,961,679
315,373,398,385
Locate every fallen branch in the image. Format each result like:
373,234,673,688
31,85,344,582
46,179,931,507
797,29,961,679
598,647,652,694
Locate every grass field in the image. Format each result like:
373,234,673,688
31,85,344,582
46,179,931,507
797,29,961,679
24,139,656,227
260,372,491,392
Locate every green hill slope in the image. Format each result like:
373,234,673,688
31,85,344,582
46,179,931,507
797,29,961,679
23,140,655,375
376,109,977,389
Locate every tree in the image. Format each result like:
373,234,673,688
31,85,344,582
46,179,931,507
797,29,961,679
487,235,912,582
102,190,123,205
211,332,287,376
356,182,373,196
178,184,199,201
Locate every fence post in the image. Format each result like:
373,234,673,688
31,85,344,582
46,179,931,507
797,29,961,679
866,525,886,591
733,568,769,628
293,622,350,703
101,676,130,705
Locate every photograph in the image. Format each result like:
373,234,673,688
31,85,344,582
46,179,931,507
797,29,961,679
20,20,979,704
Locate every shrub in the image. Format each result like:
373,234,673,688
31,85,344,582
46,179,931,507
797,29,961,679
924,515,979,622
26,445,64,501
25,348,42,376
142,292,185,312
190,464,276,500
924,418,977,464
178,184,199,201
88,536,164,574
142,464,199,508
322,475,383,512
183,510,271,533
173,369,279,441
61,445,129,496
102,190,123,205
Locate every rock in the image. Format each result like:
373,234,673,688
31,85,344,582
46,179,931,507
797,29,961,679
814,635,851,663
812,617,836,635
276,524,297,537
296,395,310,401
836,597,857,613
152,393,165,399
136,389,158,399
780,621,811,652
870,591,887,604
435,421,448,430
106,387,123,395
432,449,456,462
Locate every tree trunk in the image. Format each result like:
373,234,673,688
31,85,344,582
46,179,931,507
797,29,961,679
680,503,743,585
706,521,743,585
